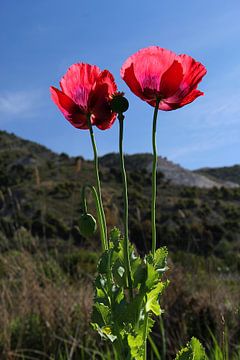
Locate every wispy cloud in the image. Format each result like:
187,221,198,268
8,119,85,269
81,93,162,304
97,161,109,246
0,90,43,121
165,63,240,164
169,129,239,161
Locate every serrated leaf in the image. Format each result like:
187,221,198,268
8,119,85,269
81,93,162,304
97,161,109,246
145,262,158,290
131,257,146,288
175,337,207,360
146,282,164,315
91,323,117,342
127,314,155,360
92,302,110,326
154,247,168,273
111,239,125,265
112,263,127,287
94,275,108,301
109,227,121,247
117,265,125,277
128,333,144,360
111,285,124,304
98,251,110,274
146,253,154,265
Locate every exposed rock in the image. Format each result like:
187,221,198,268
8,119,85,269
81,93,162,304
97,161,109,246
100,153,239,189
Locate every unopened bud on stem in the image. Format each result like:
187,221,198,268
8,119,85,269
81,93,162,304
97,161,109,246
79,213,97,237
110,92,129,113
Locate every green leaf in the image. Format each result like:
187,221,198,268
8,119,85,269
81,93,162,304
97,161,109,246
175,337,207,360
128,333,144,360
145,262,158,290
154,247,168,273
109,227,121,247
98,251,110,275
92,302,110,326
127,315,155,360
94,275,108,302
112,259,126,287
146,282,165,315
131,256,146,288
91,323,117,342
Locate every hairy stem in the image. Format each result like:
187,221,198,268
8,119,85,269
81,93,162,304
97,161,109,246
118,114,133,299
87,115,108,249
143,302,148,360
151,98,160,255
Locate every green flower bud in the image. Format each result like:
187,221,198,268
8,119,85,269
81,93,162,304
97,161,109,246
110,92,129,113
79,213,97,237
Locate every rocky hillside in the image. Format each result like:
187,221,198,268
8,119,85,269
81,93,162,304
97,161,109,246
1,130,240,266
100,153,239,188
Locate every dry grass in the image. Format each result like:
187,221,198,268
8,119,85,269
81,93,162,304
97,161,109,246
0,250,94,359
0,245,239,359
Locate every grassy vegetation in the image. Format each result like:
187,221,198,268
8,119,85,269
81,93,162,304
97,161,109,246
0,130,240,359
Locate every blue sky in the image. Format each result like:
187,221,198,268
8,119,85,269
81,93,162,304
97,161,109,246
0,0,240,169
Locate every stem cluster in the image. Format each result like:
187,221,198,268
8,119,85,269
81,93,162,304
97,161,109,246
82,102,164,360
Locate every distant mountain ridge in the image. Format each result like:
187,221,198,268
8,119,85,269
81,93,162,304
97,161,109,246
195,165,240,186
1,129,240,262
100,153,239,189
0,130,239,189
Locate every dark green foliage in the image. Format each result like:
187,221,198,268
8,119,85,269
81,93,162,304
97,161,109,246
175,337,207,359
196,165,240,185
92,228,168,359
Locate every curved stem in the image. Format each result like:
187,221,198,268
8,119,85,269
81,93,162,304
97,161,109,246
87,115,108,249
81,185,107,251
118,114,133,299
151,98,160,255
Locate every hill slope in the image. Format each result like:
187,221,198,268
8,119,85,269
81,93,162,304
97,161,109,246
0,130,240,265
195,165,240,185
100,153,239,188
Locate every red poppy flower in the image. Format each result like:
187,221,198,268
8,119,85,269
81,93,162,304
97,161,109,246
50,63,117,130
121,46,207,111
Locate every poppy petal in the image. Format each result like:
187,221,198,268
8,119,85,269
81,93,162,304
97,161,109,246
94,113,117,130
146,99,176,111
160,60,183,98
121,46,177,101
60,63,101,109
50,86,88,129
120,63,147,101
89,70,117,129
158,89,204,111
177,54,207,97
89,70,117,112
179,89,204,107
121,46,206,111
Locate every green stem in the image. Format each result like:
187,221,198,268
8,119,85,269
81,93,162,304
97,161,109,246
87,115,108,249
143,321,148,360
143,299,148,360
151,98,160,256
159,315,166,360
81,185,107,251
118,114,133,299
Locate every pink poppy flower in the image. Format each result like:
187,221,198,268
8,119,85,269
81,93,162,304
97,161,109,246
50,63,117,129
121,46,207,111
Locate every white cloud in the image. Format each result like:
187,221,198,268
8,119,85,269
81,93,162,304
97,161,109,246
0,90,43,120
169,129,239,161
